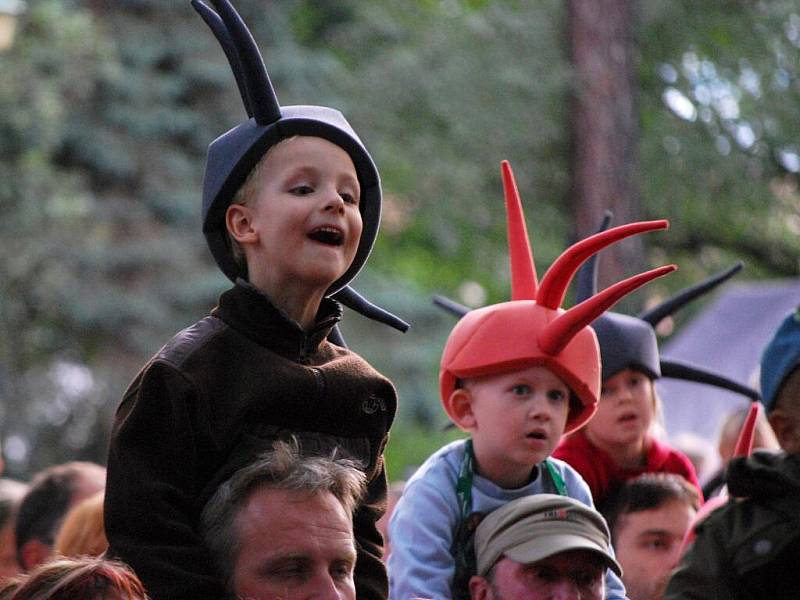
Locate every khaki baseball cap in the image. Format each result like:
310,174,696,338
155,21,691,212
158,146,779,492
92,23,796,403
474,494,622,577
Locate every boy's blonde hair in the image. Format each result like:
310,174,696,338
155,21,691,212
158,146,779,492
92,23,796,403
225,136,299,272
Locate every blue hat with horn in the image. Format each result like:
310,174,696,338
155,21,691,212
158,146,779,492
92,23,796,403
192,0,407,335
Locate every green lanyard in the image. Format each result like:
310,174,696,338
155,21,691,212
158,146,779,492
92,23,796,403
544,456,568,496
455,438,567,520
456,439,476,520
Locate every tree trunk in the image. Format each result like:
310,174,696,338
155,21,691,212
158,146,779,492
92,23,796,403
567,0,642,292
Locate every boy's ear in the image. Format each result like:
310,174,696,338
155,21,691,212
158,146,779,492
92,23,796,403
444,388,477,431
469,575,491,600
225,204,258,245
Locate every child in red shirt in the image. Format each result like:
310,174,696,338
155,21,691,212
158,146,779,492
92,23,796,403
554,223,758,509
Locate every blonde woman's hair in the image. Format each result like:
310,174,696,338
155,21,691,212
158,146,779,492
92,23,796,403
53,491,106,558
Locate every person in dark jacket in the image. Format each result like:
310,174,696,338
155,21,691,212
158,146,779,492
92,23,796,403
665,307,800,599
103,3,403,598
15,462,105,573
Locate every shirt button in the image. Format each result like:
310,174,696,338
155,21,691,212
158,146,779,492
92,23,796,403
753,539,772,556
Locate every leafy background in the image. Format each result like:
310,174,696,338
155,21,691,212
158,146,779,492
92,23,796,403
0,0,798,481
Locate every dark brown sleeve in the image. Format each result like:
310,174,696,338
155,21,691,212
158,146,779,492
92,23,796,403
352,453,389,600
104,362,225,600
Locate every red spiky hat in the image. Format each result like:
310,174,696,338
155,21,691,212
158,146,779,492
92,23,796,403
439,161,676,433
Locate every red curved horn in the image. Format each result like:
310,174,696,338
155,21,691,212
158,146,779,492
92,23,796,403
502,161,538,300
539,265,677,355
536,220,669,309
733,402,760,458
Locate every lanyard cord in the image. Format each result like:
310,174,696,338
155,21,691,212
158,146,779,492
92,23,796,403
455,439,476,520
544,457,568,496
456,438,568,521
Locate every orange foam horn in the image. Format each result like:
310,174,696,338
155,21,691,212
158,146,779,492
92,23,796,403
537,220,669,310
539,265,676,355
502,161,538,300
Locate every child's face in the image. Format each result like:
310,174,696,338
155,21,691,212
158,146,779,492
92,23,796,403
236,136,362,296
465,365,571,488
586,368,655,449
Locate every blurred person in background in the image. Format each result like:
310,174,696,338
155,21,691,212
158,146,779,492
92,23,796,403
604,473,700,600
666,308,800,599
670,432,718,487
701,404,780,499
53,491,106,558
14,462,105,572
0,556,148,599
0,480,29,579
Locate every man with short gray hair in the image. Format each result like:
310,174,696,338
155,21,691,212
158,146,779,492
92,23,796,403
202,440,366,600
469,494,622,600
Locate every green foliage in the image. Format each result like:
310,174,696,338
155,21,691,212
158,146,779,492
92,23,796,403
639,0,800,289
329,1,573,304
1,0,799,478
384,424,465,483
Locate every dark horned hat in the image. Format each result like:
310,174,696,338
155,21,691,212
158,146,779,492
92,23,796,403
192,0,407,333
574,214,758,401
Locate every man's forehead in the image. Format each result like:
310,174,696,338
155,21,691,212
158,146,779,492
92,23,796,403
234,488,351,544
234,488,356,565
618,499,695,533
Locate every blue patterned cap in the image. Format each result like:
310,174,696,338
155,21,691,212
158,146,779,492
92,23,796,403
760,307,800,412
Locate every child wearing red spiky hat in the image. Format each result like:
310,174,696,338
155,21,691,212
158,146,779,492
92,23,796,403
387,161,675,600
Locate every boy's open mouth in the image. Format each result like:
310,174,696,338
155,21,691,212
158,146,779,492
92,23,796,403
526,431,547,440
308,226,344,246
618,412,637,423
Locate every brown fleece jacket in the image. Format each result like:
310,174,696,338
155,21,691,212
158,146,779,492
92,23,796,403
105,280,397,600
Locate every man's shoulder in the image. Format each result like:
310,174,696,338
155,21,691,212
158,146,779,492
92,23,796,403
727,451,800,498
694,490,800,579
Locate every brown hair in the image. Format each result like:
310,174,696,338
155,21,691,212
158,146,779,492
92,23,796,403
226,136,299,271
202,439,365,593
603,473,701,544
0,556,147,600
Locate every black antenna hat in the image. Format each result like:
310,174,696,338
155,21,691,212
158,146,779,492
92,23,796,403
191,1,405,333
574,214,758,401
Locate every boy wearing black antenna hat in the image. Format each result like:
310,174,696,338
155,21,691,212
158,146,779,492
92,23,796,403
103,2,405,599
